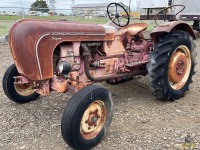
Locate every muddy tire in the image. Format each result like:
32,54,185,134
147,30,197,101
61,85,113,150
2,64,39,103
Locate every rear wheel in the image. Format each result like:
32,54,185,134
2,64,39,103
61,85,113,149
146,30,197,101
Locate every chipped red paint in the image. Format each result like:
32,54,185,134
150,21,196,42
9,19,114,80
8,18,194,95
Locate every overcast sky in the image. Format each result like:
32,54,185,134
0,0,137,9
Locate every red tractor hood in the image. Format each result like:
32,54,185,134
9,19,114,80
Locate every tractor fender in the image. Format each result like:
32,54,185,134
150,21,196,43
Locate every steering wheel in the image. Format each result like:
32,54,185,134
107,3,130,27
155,5,185,26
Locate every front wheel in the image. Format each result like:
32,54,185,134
147,30,197,101
2,64,40,103
61,85,113,150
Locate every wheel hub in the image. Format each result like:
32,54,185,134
168,52,187,83
86,109,100,127
176,61,185,75
168,45,191,90
14,78,35,96
80,100,106,140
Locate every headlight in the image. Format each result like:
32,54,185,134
57,61,72,76
58,61,64,73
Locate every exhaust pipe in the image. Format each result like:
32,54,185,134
82,45,147,82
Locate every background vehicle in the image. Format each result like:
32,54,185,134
2,2,197,150
27,11,41,16
140,0,200,31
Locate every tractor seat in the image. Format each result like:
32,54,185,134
119,23,148,36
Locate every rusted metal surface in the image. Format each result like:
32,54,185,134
119,23,148,36
36,80,50,96
13,75,36,96
168,45,191,90
9,19,114,80
58,44,81,73
80,100,106,140
82,45,148,82
65,72,91,93
14,76,29,84
50,77,67,93
150,21,196,42
9,19,155,94
168,52,187,83
103,36,126,55
14,82,36,96
101,25,118,34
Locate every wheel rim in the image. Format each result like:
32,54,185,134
14,80,35,96
168,45,191,90
80,100,107,140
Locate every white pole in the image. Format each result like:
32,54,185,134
129,0,131,15
19,0,24,18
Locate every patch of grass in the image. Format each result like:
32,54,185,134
0,15,157,36
146,23,155,32
0,20,15,36
0,25,8,35
0,15,109,36
0,15,22,21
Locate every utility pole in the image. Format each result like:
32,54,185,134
47,0,56,12
19,0,24,18
71,0,75,8
136,0,140,11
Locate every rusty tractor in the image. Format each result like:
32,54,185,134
2,3,197,149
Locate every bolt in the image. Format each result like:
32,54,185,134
92,117,98,123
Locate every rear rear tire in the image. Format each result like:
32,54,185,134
146,31,197,101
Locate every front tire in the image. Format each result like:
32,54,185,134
2,64,40,103
61,85,113,150
147,30,197,101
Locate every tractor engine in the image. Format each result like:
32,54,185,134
81,42,127,75
51,43,82,94
57,44,81,77
51,37,153,93
125,34,153,64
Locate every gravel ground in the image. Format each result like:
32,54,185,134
0,38,200,150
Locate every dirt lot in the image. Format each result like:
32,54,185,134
0,38,200,150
